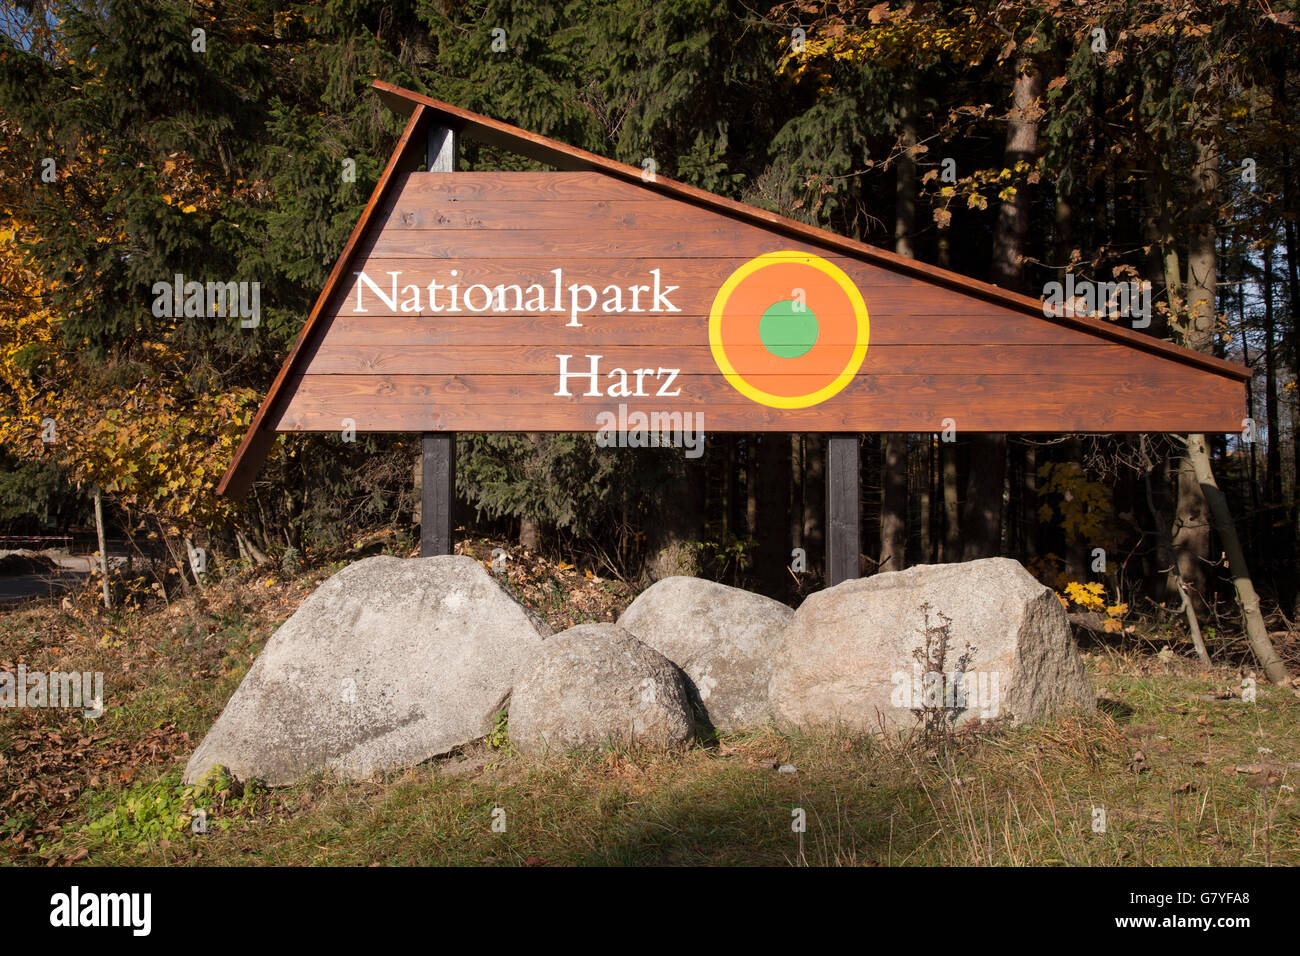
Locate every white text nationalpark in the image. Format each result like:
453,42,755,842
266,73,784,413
352,267,680,327
353,268,687,406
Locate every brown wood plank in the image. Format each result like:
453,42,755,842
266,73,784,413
277,372,1244,432
319,305,1118,347
287,371,1239,404
314,311,1090,346
377,199,758,232
345,254,869,278
302,343,1191,377
383,170,656,203
336,257,869,293
356,228,842,260
279,400,1243,434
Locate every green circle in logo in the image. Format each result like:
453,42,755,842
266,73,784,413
759,300,819,359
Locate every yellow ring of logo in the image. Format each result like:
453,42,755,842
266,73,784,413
708,251,870,409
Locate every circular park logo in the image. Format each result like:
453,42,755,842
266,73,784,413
708,251,870,408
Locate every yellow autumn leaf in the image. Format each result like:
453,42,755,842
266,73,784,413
1064,581,1106,611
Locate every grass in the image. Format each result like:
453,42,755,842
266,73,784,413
45,685,1300,866
2,544,1298,867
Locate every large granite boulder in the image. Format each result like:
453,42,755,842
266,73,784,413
508,623,694,755
769,558,1094,733
184,555,550,785
618,576,792,730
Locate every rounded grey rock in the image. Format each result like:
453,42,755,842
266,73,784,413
509,623,695,755
618,576,792,730
769,558,1094,733
184,554,551,785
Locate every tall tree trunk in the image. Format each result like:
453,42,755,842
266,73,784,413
1262,243,1294,608
1170,454,1211,609
790,433,804,555
880,433,907,571
93,486,111,609
1262,244,1280,505
962,440,1009,561
644,454,704,583
1293,397,1300,615
721,434,735,541
964,56,1042,560
1153,169,1186,606
1169,134,1219,607
1272,51,1300,541
941,442,960,561
880,83,916,572
1141,437,1178,605
803,435,825,575
1061,436,1089,579
1185,435,1289,684
1238,244,1261,529
723,435,741,584
1282,62,1300,606
235,528,269,566
919,436,932,563
1140,158,1171,340
1019,441,1037,561
1156,160,1186,319
893,82,918,259
746,435,758,539
755,433,792,597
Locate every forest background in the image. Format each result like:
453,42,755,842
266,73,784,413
2,0,1297,656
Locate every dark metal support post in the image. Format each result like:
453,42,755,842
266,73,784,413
421,124,457,557
827,434,860,585
421,433,455,557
